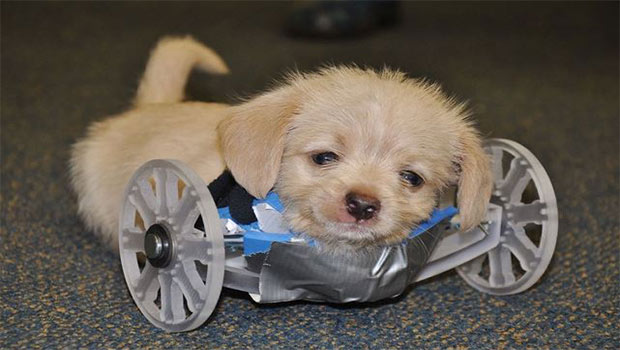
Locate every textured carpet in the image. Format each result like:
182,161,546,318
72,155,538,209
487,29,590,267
1,1,618,349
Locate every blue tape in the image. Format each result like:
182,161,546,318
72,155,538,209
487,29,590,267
409,206,458,238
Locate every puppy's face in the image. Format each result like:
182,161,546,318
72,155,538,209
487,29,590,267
219,67,492,250
278,87,459,247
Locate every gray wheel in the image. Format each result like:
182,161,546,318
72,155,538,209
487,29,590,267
457,139,558,295
119,159,224,332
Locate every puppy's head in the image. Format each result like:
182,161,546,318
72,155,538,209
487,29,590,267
218,67,492,249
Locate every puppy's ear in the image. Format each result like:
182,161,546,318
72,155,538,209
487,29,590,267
455,128,493,231
218,85,299,198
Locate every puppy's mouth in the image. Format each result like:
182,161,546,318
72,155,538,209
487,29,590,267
311,204,383,243
334,206,376,226
332,221,375,234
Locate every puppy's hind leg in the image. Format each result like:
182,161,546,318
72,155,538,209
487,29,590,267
134,36,229,106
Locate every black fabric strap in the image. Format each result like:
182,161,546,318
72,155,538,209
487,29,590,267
206,170,258,224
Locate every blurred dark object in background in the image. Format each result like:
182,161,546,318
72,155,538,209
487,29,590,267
286,0,400,38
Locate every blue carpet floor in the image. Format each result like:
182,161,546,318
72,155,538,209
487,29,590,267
1,2,618,349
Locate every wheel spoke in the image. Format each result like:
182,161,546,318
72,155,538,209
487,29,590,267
465,254,485,276
504,226,538,271
133,264,158,296
173,263,207,312
510,172,532,203
490,148,504,185
508,201,547,224
165,169,180,215
158,273,173,322
181,208,201,237
170,187,199,231
129,191,155,227
498,158,529,200
136,276,159,304
121,228,144,252
488,247,516,287
170,186,190,216
177,235,212,263
152,167,169,217
170,281,185,321
158,272,185,322
137,177,157,213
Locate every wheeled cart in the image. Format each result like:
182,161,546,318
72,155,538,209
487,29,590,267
118,138,558,332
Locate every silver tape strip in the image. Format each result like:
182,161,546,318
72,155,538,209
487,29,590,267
252,217,449,303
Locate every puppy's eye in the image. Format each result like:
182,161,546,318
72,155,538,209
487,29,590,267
311,152,339,165
400,171,424,187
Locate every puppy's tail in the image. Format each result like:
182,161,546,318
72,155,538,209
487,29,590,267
134,36,229,106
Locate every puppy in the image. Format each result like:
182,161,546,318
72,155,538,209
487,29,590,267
70,36,492,253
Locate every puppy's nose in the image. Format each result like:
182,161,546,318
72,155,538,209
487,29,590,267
345,192,381,221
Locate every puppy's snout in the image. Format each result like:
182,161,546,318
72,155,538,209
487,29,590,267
345,192,381,221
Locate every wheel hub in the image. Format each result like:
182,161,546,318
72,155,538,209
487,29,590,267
144,223,173,268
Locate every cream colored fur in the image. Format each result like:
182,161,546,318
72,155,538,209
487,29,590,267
71,36,492,253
